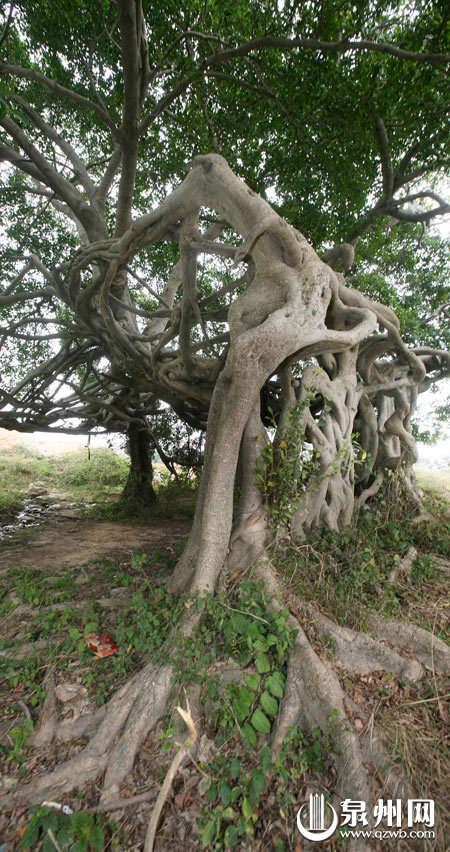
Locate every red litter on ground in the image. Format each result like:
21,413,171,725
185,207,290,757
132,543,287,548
85,633,118,658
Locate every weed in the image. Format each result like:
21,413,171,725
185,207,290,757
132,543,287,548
20,805,110,851
1,719,33,764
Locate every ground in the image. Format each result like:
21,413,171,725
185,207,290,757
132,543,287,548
0,436,448,851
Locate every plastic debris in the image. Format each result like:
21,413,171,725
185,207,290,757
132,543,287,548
85,632,118,658
41,801,74,815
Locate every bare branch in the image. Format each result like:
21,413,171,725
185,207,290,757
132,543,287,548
419,301,450,326
0,285,56,306
0,115,105,239
0,2,15,51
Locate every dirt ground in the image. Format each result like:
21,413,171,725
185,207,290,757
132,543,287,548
0,514,190,573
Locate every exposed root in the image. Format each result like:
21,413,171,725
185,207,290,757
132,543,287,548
0,640,48,661
389,544,417,585
431,555,450,574
255,561,372,812
1,660,172,809
28,678,58,748
305,603,423,681
344,694,414,803
368,615,450,673
56,706,107,743
2,609,202,813
99,662,172,807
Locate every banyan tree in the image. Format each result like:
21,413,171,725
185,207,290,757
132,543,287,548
0,0,449,845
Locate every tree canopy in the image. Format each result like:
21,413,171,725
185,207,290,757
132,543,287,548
0,0,448,437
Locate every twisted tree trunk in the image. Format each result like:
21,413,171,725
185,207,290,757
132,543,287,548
120,421,157,513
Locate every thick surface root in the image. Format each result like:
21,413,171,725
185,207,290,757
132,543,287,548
256,562,371,801
305,603,423,681
368,615,450,673
1,661,172,810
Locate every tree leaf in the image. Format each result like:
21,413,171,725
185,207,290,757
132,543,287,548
245,673,261,690
20,822,40,850
202,819,217,846
255,652,271,673
219,779,232,805
230,757,241,778
266,671,285,697
249,767,266,804
242,797,254,819
232,695,251,722
260,691,278,715
88,824,105,851
250,708,271,733
242,722,257,748
224,824,239,846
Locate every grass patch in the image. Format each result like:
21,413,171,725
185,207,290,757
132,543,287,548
415,464,450,496
276,473,449,634
0,446,130,516
57,449,129,492
0,445,53,514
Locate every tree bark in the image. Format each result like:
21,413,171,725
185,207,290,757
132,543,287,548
121,421,157,513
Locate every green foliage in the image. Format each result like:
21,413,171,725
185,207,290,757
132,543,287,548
20,805,107,852
257,396,318,527
197,720,334,849
2,719,33,764
0,446,130,515
0,552,187,711
0,0,448,443
0,446,52,512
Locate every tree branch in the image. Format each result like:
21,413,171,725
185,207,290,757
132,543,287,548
11,95,97,202
373,109,394,198
0,62,118,136
0,115,105,239
114,0,150,236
